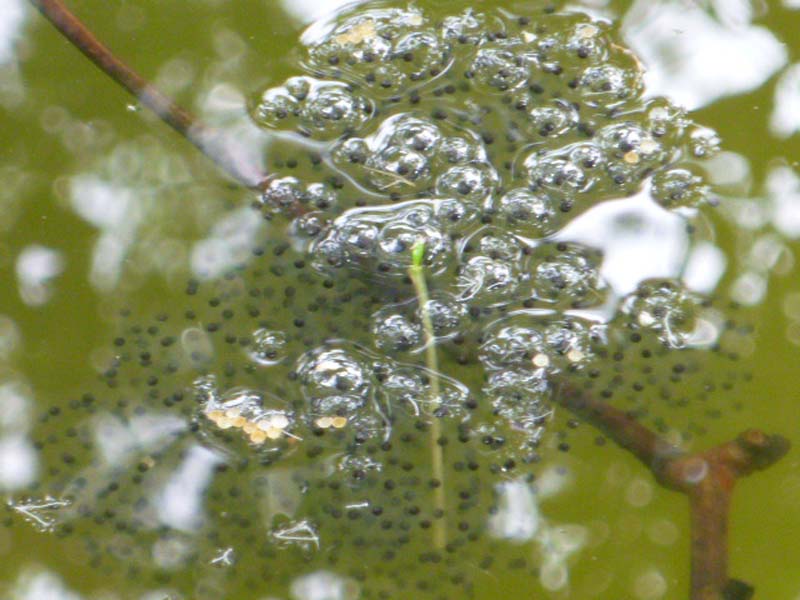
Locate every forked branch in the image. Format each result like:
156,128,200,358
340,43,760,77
29,0,272,190
559,384,789,600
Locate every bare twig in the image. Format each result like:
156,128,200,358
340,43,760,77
29,0,272,190
558,384,789,600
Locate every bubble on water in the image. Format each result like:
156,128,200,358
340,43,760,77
251,87,300,128
580,64,642,106
479,323,546,371
303,182,338,211
495,187,560,237
468,46,531,93
645,98,689,142
484,368,552,437
480,313,605,375
181,327,214,365
458,229,530,305
380,364,470,421
437,164,499,204
252,78,372,139
297,347,371,412
526,154,587,196
260,176,304,213
620,279,700,348
527,101,578,138
650,168,709,209
372,292,467,353
434,136,482,167
310,201,454,277
419,294,467,339
688,125,721,159
531,243,605,306
300,83,372,137
246,329,288,366
295,345,387,437
440,9,501,45
304,7,450,97
372,313,422,353
333,114,492,198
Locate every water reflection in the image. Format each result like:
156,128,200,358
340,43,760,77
622,0,786,109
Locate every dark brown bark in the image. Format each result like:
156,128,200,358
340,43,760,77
559,384,789,600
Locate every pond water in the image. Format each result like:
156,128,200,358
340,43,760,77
1,0,800,599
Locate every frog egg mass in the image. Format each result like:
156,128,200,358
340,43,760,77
14,3,755,599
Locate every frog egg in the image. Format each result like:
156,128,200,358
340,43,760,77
645,98,689,141
477,231,525,263
251,88,300,128
579,64,642,106
291,211,327,240
531,244,604,306
433,198,477,232
598,122,660,160
338,218,380,259
479,325,546,371
332,137,370,166
458,256,522,304
569,143,605,170
310,236,347,270
650,168,709,209
246,329,288,366
620,279,700,348
381,369,429,415
688,126,721,159
303,182,338,211
372,313,422,353
418,294,467,339
377,222,449,271
495,187,560,237
392,30,451,82
565,21,609,61
468,46,531,93
484,369,551,433
299,83,372,137
388,116,442,157
305,7,449,96
296,347,372,410
440,9,495,45
368,145,431,189
541,318,603,370
381,365,470,420
260,176,304,213
527,101,578,137
435,136,482,166
436,164,498,204
285,76,311,100
526,154,587,194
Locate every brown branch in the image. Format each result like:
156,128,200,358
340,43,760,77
558,384,789,600
29,0,273,191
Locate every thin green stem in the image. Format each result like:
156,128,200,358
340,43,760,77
409,240,446,551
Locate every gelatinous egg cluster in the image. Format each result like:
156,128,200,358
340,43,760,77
20,4,746,600
245,2,724,460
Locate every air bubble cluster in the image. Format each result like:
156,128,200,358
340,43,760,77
304,7,452,97
252,77,372,138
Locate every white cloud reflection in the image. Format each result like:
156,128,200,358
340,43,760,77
623,0,786,109
10,568,83,600
15,245,65,307
281,0,366,25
